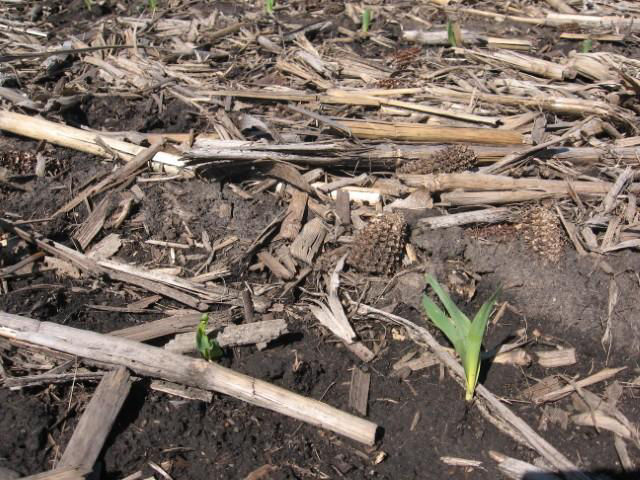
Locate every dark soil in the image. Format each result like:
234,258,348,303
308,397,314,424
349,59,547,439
2,152,639,478
1,1,639,480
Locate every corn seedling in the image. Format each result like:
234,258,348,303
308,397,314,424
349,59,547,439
422,274,500,401
581,38,593,53
196,313,223,362
265,0,275,14
447,20,460,47
361,8,372,33
84,0,93,10
149,0,157,11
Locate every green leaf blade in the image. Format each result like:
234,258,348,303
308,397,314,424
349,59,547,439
425,274,471,335
210,339,223,360
422,295,465,358
447,21,457,47
265,0,275,14
362,8,372,33
464,288,500,400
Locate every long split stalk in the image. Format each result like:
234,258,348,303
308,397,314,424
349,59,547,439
0,311,378,445
0,110,184,173
400,172,640,195
334,119,523,145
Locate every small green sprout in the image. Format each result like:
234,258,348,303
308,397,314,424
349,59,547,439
149,0,158,11
265,0,275,14
447,20,459,47
422,274,500,402
361,8,372,33
84,0,93,11
196,313,223,362
581,38,593,53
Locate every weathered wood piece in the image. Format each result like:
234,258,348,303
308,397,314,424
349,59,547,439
5,371,104,389
335,190,351,226
97,262,208,311
0,110,183,173
457,48,571,80
73,194,116,250
164,319,288,354
376,96,500,126
441,190,554,206
334,119,522,145
415,208,512,229
0,311,377,445
0,86,42,110
279,190,307,240
264,163,312,193
44,257,81,279
290,217,327,265
317,173,370,193
400,173,639,196
99,259,269,312
536,367,626,404
521,376,564,403
349,367,370,416
86,233,122,260
0,252,44,279
0,219,212,310
601,166,633,215
393,352,438,373
403,28,483,46
308,255,357,344
0,466,19,480
486,37,532,51
150,379,213,402
58,367,132,469
217,319,288,348
572,411,637,443
257,251,294,280
415,85,619,118
55,142,165,216
535,348,577,368
489,451,562,480
241,289,255,324
108,311,232,342
545,12,640,33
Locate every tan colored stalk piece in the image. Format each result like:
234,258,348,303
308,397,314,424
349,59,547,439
334,119,523,145
400,172,640,196
536,348,577,368
0,110,184,172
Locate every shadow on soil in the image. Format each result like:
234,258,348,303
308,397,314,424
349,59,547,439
524,471,640,480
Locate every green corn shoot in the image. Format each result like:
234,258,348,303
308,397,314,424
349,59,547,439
265,0,275,14
196,313,223,362
447,20,458,47
581,38,593,53
84,0,93,10
361,8,372,33
149,0,158,11
422,274,500,401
